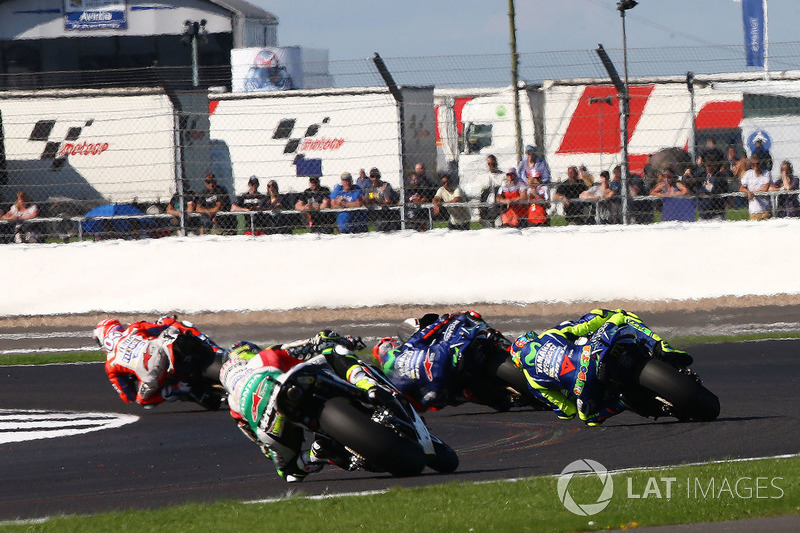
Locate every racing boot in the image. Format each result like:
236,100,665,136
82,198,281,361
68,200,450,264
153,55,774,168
652,340,693,368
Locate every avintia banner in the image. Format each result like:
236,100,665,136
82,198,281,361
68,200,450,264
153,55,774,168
64,0,127,31
742,0,765,68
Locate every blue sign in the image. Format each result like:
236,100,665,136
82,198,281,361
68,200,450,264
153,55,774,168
64,0,127,31
746,130,772,154
742,0,765,67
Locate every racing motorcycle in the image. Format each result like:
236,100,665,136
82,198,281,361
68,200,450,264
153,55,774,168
586,321,720,422
273,355,459,477
164,323,226,410
399,313,548,412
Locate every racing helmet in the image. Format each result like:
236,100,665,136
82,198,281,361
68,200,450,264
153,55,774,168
372,337,400,364
251,49,282,81
253,49,279,69
93,319,123,348
223,340,262,364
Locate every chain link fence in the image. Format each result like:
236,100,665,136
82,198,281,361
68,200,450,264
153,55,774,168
3,43,800,242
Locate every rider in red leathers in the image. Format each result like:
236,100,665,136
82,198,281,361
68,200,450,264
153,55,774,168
95,316,221,408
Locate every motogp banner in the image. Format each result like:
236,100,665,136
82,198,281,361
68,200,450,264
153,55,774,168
741,0,765,67
64,0,127,31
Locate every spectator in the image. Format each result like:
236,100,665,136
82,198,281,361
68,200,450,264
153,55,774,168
739,153,773,221
727,146,749,209
405,170,437,231
356,168,370,190
363,167,399,232
696,152,729,221
265,180,293,234
477,154,503,228
553,165,588,225
651,168,695,222
770,160,800,218
329,172,367,233
496,168,529,228
414,162,430,184
578,164,594,188
527,168,551,227
433,173,471,230
752,138,773,171
195,174,232,235
295,176,333,233
579,170,616,224
231,176,268,235
516,144,551,185
166,184,198,235
2,190,40,243
628,172,653,224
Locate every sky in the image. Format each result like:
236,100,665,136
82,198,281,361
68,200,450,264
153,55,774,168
251,0,800,62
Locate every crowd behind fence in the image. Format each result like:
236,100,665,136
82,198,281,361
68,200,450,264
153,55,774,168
2,187,796,244
5,44,800,242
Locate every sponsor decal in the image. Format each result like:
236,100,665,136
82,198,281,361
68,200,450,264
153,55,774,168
271,117,345,155
251,379,272,422
573,348,591,395
28,119,110,170
560,356,576,376
535,343,565,378
423,350,434,381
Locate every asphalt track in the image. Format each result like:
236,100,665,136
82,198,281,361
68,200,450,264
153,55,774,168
0,316,799,521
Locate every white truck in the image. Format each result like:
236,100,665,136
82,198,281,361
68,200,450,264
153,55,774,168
434,72,800,191
208,86,437,194
0,87,210,208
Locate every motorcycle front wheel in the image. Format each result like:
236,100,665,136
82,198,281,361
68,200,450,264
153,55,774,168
319,397,427,477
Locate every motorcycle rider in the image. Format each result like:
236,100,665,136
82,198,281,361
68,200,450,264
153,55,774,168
220,330,387,483
372,310,516,412
511,308,692,426
94,315,221,408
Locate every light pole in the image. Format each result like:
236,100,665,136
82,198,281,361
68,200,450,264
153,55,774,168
617,0,637,225
182,19,207,88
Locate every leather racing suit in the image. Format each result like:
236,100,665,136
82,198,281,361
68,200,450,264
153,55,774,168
221,331,379,483
375,311,511,411
510,308,691,425
102,317,215,406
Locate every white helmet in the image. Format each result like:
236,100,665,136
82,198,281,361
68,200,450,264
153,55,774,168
93,319,124,355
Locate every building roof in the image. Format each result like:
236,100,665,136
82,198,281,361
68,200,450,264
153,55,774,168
207,0,277,22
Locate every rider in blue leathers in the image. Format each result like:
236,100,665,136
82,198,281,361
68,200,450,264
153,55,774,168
373,310,514,412
511,308,692,426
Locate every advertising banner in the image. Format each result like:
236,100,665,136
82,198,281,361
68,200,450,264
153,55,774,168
64,0,127,31
741,0,765,67
231,47,299,92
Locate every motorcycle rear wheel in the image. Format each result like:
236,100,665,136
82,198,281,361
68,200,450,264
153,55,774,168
319,397,427,477
636,359,720,422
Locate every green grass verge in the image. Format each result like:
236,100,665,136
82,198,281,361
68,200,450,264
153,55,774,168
1,456,797,531
4,330,799,367
0,352,105,365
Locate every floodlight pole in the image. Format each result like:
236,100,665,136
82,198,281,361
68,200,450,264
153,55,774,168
618,1,636,225
508,0,523,163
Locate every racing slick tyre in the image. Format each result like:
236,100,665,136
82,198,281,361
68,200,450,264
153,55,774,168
427,439,459,473
319,397,427,477
493,357,549,410
636,359,720,422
